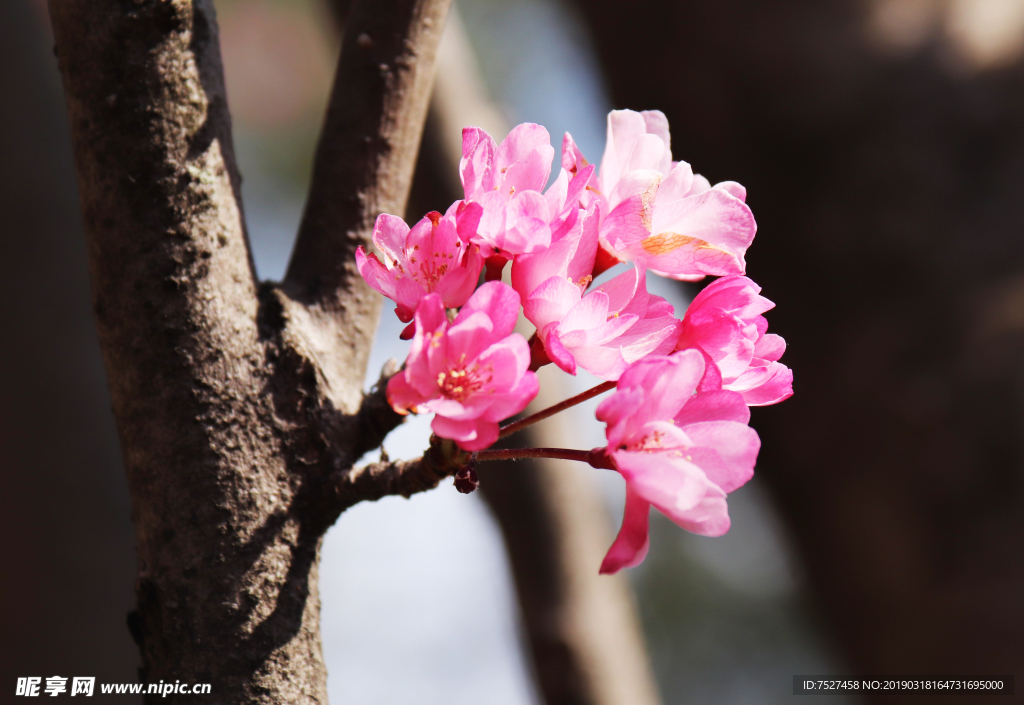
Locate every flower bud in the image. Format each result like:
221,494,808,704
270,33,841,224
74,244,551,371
453,465,479,494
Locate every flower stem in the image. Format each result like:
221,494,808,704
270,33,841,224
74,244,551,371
500,380,616,439
474,447,616,470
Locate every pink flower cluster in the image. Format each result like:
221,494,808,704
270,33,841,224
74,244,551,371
357,110,793,572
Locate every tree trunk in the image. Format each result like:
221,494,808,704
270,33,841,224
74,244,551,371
48,0,451,701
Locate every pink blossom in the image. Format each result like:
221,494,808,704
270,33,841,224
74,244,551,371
460,123,556,257
522,263,681,381
356,202,484,334
675,275,793,406
595,349,760,574
510,199,599,306
387,282,539,451
563,110,756,281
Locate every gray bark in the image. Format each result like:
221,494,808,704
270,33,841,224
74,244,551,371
47,0,450,701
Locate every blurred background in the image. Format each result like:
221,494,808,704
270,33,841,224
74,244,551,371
2,0,1022,703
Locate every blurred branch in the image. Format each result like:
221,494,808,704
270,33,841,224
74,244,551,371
478,455,660,705
573,0,1024,694
400,7,663,705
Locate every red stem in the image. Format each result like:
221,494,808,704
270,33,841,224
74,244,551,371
499,380,616,439
474,447,616,470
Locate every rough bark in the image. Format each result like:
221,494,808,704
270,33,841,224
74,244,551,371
574,0,1024,700
285,0,449,407
47,0,450,702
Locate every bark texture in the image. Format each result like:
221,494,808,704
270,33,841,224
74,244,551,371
48,0,450,702
286,0,450,406
574,0,1024,700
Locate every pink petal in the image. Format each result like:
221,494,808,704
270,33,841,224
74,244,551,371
541,325,577,375
372,213,412,264
503,190,552,254
563,163,596,214
404,213,438,253
697,352,723,392
734,363,793,406
523,276,582,332
655,161,695,206
433,249,483,309
601,193,661,260
454,200,483,243
496,123,552,171
689,173,712,194
625,133,667,174
460,127,498,198
613,316,683,364
665,487,731,537
356,247,398,302
512,202,599,305
640,110,673,174
618,350,706,424
422,396,472,420
544,168,569,215
679,420,759,493
558,290,611,333
567,203,601,282
561,131,590,173
411,292,448,335
455,280,521,341
502,144,555,197
600,110,648,192
446,310,495,364
714,180,747,202
754,333,786,362
592,266,643,314
633,189,756,279
386,372,426,414
614,449,715,517
674,389,751,426
511,248,565,302
432,415,499,452
688,275,772,320
481,367,539,422
473,190,509,254
475,334,532,392
391,276,427,323
678,315,755,381
570,344,629,381
606,169,662,220
560,312,639,348
596,385,645,448
599,486,651,574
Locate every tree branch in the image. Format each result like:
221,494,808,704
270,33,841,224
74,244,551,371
333,440,460,513
279,0,452,404
350,358,407,460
